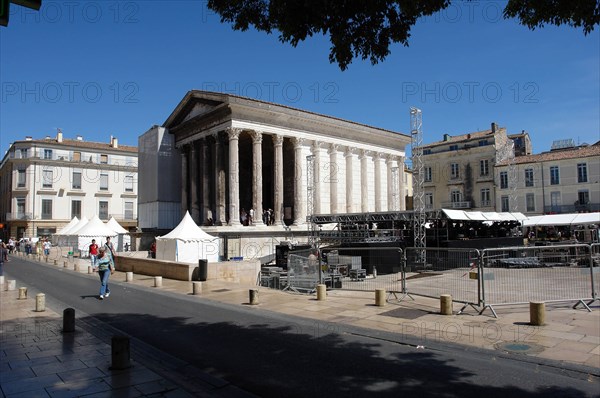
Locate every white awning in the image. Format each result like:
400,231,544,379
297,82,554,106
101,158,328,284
524,212,600,226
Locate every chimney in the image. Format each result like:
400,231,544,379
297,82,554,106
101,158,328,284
57,130,63,142
443,134,450,142
491,123,497,133
76,135,83,141
25,136,32,141
111,136,118,148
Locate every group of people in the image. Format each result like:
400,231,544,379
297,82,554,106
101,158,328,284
3,237,53,256
239,208,275,226
89,236,116,300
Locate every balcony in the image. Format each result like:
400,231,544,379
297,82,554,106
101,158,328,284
109,213,137,222
479,200,493,208
5,212,33,221
441,201,472,209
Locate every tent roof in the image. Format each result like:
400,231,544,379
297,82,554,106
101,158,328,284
107,217,128,234
56,217,79,235
157,211,215,242
442,209,526,222
523,212,600,226
74,216,118,237
66,216,89,235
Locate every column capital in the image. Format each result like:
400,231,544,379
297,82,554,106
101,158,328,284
328,143,338,155
372,152,382,160
250,130,263,144
272,134,284,147
359,149,370,160
385,154,395,164
344,147,355,157
292,137,305,149
311,140,322,153
226,127,242,140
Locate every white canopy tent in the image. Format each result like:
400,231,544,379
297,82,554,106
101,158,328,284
442,209,527,222
53,217,79,246
56,216,89,247
522,212,600,227
107,217,131,251
156,211,220,263
72,216,118,252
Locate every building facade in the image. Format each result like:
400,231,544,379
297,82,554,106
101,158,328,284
495,142,600,214
0,131,138,240
138,91,411,231
420,123,530,211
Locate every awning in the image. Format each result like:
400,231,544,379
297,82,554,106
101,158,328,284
442,209,525,222
523,212,600,227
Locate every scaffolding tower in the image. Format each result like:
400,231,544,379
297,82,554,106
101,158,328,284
306,155,316,248
410,107,426,260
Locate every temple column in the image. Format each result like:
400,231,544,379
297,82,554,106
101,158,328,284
386,155,394,212
251,130,264,226
345,147,353,213
226,127,241,226
201,138,211,222
311,141,321,214
328,144,338,214
213,133,226,225
190,142,200,223
398,156,406,210
360,150,369,212
374,153,382,211
273,134,284,226
292,137,305,226
180,145,189,216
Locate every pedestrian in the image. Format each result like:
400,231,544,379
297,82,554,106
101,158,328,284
93,248,114,300
150,240,156,259
104,236,116,265
0,242,8,277
43,238,51,257
89,239,99,267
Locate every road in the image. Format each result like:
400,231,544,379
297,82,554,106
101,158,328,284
4,256,599,398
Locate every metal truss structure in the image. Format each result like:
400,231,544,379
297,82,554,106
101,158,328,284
410,107,426,262
306,155,316,248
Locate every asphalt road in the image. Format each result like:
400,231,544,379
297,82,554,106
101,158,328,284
4,257,599,398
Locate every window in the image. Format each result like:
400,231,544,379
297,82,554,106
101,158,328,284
526,193,535,212
100,173,109,190
124,201,134,219
550,192,561,211
43,149,53,159
19,148,28,158
423,149,431,155
71,200,81,219
125,175,134,192
42,169,53,188
41,199,52,220
451,190,462,203
480,159,489,176
100,154,108,164
72,170,82,189
480,188,491,207
501,196,509,212
525,168,534,187
577,163,588,183
500,171,508,189
449,145,458,151
478,140,488,146
451,163,459,179
72,151,81,162
424,167,432,182
578,190,589,205
99,201,108,219
16,198,25,217
550,166,559,185
425,193,434,209
17,168,26,187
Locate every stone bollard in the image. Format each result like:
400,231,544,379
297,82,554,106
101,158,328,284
0,275,4,288
6,280,16,291
110,335,132,370
36,293,46,312
192,281,202,295
74,264,80,272
63,308,75,333
530,301,545,326
316,284,326,301
54,259,58,266
153,276,162,287
88,266,93,274
63,261,68,268
126,272,133,282
375,288,386,307
18,287,27,300
440,294,453,315
45,256,49,263
249,289,259,305
37,255,41,262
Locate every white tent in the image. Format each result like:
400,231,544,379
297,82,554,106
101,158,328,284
56,216,89,248
53,217,79,245
156,211,219,263
107,217,131,251
523,212,600,227
72,216,118,252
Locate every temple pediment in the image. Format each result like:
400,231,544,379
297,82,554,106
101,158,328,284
182,102,216,123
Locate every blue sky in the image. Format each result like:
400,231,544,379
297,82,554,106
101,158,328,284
1,1,598,157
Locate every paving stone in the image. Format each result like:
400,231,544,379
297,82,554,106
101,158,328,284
0,366,35,382
57,366,107,383
1,373,63,395
32,359,88,377
104,368,163,389
46,379,111,398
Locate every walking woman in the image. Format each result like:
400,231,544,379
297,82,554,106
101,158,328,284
94,248,114,300
0,242,8,276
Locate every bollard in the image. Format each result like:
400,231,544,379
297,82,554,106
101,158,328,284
192,281,202,295
88,266,93,274
440,294,453,315
45,256,49,263
316,284,326,301
63,261,68,268
375,288,386,307
18,287,27,300
54,259,58,265
74,264,80,272
249,289,259,305
530,301,546,326
126,272,133,282
35,293,46,312
110,335,132,370
6,280,16,291
153,276,162,287
0,275,4,288
37,255,41,262
63,308,75,333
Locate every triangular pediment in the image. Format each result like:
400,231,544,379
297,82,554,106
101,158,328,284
164,91,230,128
182,102,215,123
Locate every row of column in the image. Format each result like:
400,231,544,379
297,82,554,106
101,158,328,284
181,129,406,227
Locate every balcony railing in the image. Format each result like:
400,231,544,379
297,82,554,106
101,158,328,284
479,200,493,207
5,212,33,221
441,201,472,209
109,213,137,222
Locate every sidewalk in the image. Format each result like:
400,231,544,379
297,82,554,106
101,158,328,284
2,253,599,397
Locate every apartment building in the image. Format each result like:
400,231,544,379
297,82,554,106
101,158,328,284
420,123,531,211
495,140,600,214
0,131,138,240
